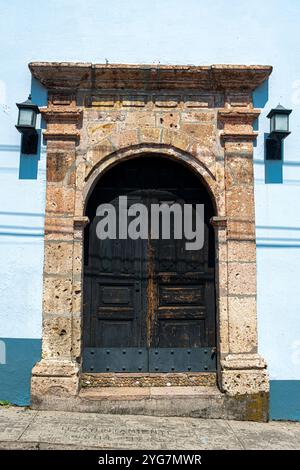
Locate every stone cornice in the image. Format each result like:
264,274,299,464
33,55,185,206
29,62,272,92
218,108,261,123
41,107,82,122
220,131,258,143
43,130,80,142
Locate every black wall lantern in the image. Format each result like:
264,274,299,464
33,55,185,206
266,104,292,160
16,95,40,154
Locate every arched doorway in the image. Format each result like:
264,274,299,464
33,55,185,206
83,155,216,373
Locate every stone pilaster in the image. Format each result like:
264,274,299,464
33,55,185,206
218,106,269,403
31,96,83,400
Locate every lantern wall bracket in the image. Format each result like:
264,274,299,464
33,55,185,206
15,94,40,155
20,130,39,155
266,104,292,160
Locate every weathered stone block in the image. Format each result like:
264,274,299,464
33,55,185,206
43,277,73,314
47,151,75,182
88,139,115,168
139,127,161,144
225,186,255,219
227,219,256,240
44,242,73,275
110,129,139,149
225,156,253,186
228,296,257,353
46,186,75,215
227,240,256,262
42,316,73,358
156,112,180,129
44,217,74,241
181,111,215,122
124,111,156,128
221,369,269,396
87,122,116,144
180,123,216,148
227,262,256,296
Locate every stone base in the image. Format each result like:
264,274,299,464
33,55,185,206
220,354,269,397
31,360,80,402
30,385,269,422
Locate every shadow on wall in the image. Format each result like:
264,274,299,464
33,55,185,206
19,77,47,180
264,133,283,184
253,80,284,184
253,78,269,109
252,78,269,144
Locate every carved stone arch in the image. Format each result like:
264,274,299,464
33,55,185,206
82,143,220,217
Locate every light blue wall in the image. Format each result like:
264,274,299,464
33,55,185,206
0,0,299,415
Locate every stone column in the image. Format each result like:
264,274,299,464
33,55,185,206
217,107,269,406
31,97,83,401
210,216,229,386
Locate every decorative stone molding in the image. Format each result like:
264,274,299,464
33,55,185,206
73,216,89,240
42,131,80,142
29,62,272,421
218,108,260,144
29,63,272,92
220,132,258,143
41,106,82,143
31,360,80,399
73,216,89,229
210,216,227,229
221,353,267,370
41,108,83,121
218,109,261,121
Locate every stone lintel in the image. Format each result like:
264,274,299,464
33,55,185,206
29,62,272,92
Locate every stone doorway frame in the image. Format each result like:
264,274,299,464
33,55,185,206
29,63,272,420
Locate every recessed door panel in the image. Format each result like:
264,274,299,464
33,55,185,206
83,157,216,373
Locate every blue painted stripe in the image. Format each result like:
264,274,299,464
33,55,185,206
270,380,300,421
0,338,41,406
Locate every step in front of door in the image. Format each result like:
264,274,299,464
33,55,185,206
76,385,225,419
83,347,216,374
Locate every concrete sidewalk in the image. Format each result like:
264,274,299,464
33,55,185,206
0,407,299,450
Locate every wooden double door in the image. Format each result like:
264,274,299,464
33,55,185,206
83,157,216,373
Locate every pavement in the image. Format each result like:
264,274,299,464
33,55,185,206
0,407,299,450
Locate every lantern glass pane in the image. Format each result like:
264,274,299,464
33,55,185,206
18,109,35,126
275,113,288,132
270,115,276,132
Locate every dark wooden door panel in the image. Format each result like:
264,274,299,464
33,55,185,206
83,157,216,373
